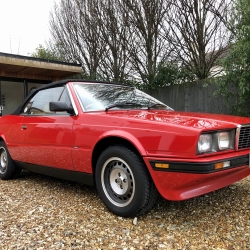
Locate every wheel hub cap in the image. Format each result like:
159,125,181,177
0,147,7,174
101,157,135,207
110,168,128,195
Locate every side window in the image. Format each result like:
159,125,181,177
21,86,71,115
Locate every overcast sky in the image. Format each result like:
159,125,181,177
0,0,59,56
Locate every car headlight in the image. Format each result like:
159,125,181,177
197,130,234,154
198,134,212,153
218,132,230,150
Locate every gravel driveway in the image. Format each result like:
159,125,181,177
0,171,250,250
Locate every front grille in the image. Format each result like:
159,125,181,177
238,125,250,150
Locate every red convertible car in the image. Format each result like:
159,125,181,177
0,79,250,217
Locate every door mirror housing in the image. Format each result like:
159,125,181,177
49,102,75,115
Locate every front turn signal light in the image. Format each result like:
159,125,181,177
215,161,230,169
155,163,169,169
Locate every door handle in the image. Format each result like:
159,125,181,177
21,125,27,130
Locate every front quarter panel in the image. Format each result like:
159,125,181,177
71,112,201,173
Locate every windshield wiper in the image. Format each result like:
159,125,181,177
105,102,142,111
147,103,167,110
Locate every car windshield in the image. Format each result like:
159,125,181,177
73,83,173,112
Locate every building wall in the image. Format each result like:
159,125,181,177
1,81,44,115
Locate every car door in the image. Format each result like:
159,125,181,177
18,85,75,170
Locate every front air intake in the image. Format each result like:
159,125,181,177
237,124,250,150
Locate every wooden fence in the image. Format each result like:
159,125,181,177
145,79,231,114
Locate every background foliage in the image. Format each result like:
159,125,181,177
217,0,250,116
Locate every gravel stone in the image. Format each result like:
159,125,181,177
0,171,250,249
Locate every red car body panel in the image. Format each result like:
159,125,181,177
147,164,250,200
1,80,250,202
144,154,250,200
67,108,250,200
0,115,23,159
18,115,74,169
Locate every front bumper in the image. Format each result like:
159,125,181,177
144,153,250,201
150,154,249,174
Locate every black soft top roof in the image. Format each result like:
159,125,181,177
12,79,133,115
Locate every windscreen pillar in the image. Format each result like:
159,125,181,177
23,79,29,98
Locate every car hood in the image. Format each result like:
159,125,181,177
106,110,250,131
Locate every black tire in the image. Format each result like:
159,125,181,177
95,145,158,217
0,141,21,180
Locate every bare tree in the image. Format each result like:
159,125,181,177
49,0,105,79
94,0,133,82
123,0,171,85
48,0,233,85
162,0,233,79
49,0,133,82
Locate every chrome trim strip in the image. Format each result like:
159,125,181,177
71,84,86,112
66,85,78,116
235,124,242,151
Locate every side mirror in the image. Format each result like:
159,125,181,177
49,102,75,115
